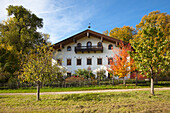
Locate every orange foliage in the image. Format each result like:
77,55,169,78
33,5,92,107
108,41,136,78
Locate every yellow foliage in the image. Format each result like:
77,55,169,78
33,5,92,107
105,26,136,42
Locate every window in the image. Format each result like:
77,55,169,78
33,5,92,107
58,49,61,52
77,43,81,49
87,58,92,65
87,41,92,47
108,57,113,65
77,43,81,47
67,46,71,51
108,44,113,50
67,59,71,65
77,59,81,65
97,58,102,65
67,72,71,77
57,59,62,66
98,42,102,47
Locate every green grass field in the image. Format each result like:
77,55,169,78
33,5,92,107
0,85,143,93
1,83,170,93
0,90,170,112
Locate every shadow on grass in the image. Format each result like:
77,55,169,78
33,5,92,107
59,92,134,101
0,96,8,99
137,83,170,87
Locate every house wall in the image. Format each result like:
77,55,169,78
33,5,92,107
53,36,130,79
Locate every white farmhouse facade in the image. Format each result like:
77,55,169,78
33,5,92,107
52,29,130,79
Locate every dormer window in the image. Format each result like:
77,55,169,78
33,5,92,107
87,41,92,47
108,44,113,50
67,46,71,51
98,42,102,47
77,43,81,47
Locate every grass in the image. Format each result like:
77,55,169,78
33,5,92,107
0,83,169,93
0,85,148,93
0,90,170,112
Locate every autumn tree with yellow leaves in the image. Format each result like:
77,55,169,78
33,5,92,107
0,5,48,87
19,45,65,101
103,26,136,43
0,44,20,86
130,11,170,95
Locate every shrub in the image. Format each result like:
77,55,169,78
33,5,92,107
65,76,84,85
96,68,106,80
74,69,95,79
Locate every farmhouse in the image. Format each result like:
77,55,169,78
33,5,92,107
52,29,129,79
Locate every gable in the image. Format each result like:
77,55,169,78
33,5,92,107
52,29,127,49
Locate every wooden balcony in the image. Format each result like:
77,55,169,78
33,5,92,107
75,46,103,53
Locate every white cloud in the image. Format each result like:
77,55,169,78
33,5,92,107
37,6,74,14
0,0,93,44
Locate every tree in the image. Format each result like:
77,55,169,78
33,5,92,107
18,45,64,101
0,5,45,86
0,44,19,86
0,44,19,74
0,5,43,53
42,33,51,45
130,11,170,95
103,26,136,43
108,41,136,85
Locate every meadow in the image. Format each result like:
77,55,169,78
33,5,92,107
0,90,170,112
1,83,170,93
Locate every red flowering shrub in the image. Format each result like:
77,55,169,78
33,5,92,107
65,76,84,84
130,72,148,80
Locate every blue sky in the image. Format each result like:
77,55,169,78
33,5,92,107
0,0,169,44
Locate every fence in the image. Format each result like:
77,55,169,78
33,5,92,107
1,78,170,89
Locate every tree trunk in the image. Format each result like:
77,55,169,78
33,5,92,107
123,77,126,86
151,77,154,95
150,67,154,95
37,81,41,101
112,77,114,85
17,79,20,88
135,72,138,86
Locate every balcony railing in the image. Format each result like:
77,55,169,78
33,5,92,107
75,46,103,53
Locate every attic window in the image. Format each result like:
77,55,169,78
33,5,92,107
77,43,81,47
67,46,71,51
98,42,102,47
87,41,92,47
108,44,113,50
